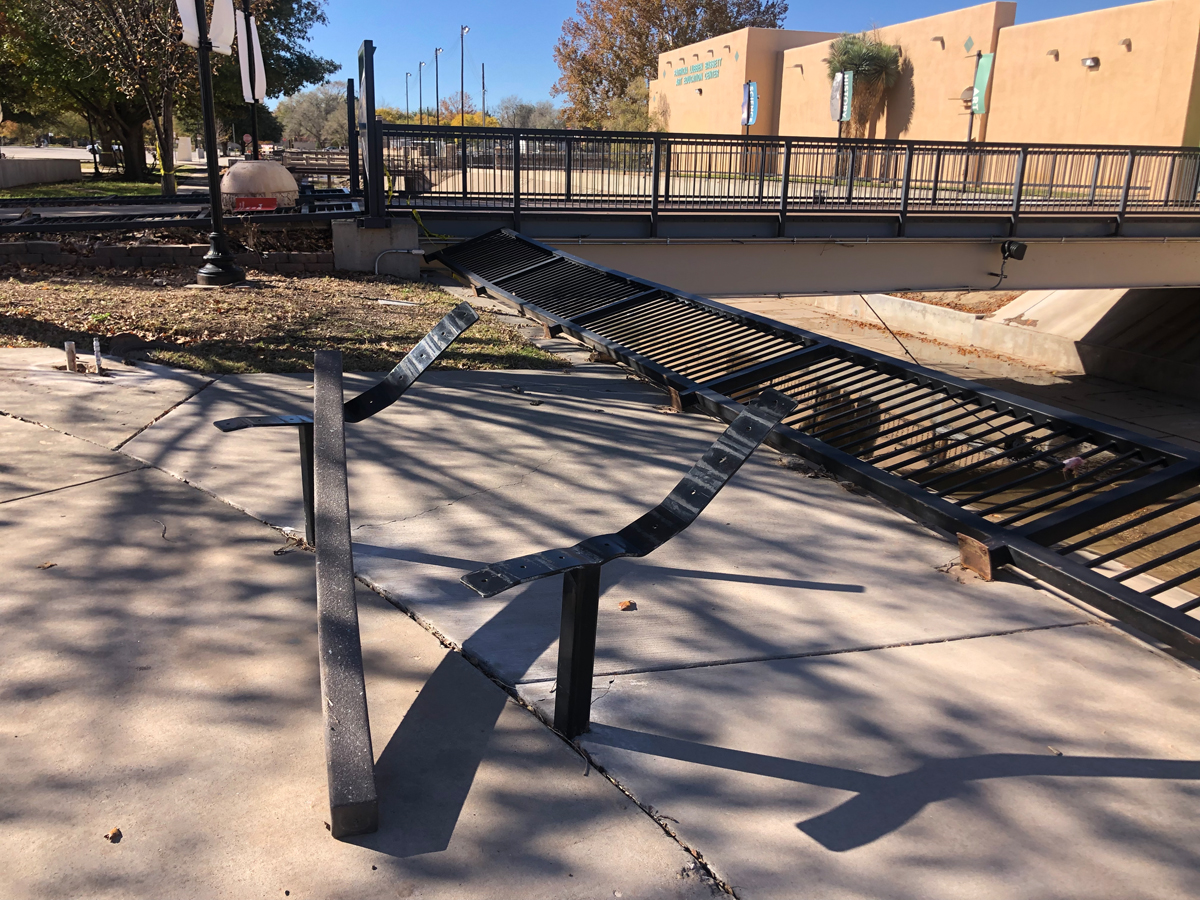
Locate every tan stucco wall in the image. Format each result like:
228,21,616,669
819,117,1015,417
778,2,1016,141
987,0,1200,146
650,28,834,135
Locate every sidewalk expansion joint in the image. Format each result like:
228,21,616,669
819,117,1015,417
111,376,218,451
515,620,1099,684
0,466,148,505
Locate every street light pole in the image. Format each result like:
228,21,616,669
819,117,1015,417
482,63,486,123
419,62,425,125
435,48,443,126
191,0,244,285
406,72,411,122
460,25,469,127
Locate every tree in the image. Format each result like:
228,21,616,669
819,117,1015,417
36,0,192,193
495,96,563,129
554,0,787,128
275,82,345,145
603,78,664,131
826,31,902,138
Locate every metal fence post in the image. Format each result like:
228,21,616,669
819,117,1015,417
1164,153,1177,205
845,145,856,204
512,129,521,232
1011,146,1028,235
460,134,469,202
662,138,672,203
554,564,602,738
1117,149,1136,233
346,79,360,195
931,148,943,206
778,139,792,238
1088,153,1102,206
898,143,913,237
299,422,315,545
565,136,573,201
756,142,768,203
650,135,661,237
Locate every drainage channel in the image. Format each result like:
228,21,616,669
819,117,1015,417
432,228,1200,659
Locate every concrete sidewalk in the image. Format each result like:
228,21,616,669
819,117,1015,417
113,355,1200,899
0,350,720,899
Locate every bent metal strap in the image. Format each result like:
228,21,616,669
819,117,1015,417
212,300,480,432
460,388,798,599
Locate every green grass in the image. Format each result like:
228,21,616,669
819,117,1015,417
0,180,167,200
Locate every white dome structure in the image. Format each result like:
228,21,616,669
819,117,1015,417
220,159,299,211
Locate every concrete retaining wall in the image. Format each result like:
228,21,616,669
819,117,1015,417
0,241,334,273
0,158,83,189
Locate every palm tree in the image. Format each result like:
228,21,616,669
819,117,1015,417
827,31,902,138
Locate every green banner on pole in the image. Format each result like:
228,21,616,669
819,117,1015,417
971,53,994,115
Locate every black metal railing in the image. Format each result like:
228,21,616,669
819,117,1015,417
381,124,1200,230
433,229,1200,660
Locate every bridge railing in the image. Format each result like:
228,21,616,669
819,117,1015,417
378,124,1200,224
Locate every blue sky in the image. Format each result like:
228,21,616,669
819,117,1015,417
299,0,1140,110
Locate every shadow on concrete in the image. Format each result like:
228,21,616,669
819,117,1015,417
586,724,1200,852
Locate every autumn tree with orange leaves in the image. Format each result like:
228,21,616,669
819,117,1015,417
553,0,787,129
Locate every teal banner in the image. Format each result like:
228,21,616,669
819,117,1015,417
971,53,994,115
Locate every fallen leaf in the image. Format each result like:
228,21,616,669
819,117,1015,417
529,399,544,406
104,827,122,843
36,562,56,570
618,600,637,611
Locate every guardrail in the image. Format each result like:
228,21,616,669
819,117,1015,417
381,124,1200,235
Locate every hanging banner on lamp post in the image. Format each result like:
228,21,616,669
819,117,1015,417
175,0,235,54
741,81,758,127
971,53,994,115
235,11,267,101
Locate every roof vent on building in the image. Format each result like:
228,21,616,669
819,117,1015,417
1047,49,1059,61
1082,56,1100,69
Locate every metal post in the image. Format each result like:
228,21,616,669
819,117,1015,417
1011,146,1027,233
461,132,468,201
1117,149,1136,232
191,0,244,286
419,62,425,125
460,26,469,127
1088,153,1101,206
358,42,386,225
482,64,486,122
405,73,410,122
898,142,913,237
242,0,259,160
346,80,359,194
312,350,378,838
650,135,661,237
778,139,792,238
1164,153,1177,205
554,564,602,739
512,129,521,231
299,422,315,545
86,114,101,179
967,50,981,142
662,139,672,203
845,145,856,204
756,142,767,203
931,148,943,206
565,136,573,201
435,48,442,126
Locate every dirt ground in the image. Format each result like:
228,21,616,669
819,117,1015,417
0,269,568,374
891,290,1024,315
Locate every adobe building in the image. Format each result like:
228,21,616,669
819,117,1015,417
649,28,836,136
649,0,1200,147
778,2,1015,142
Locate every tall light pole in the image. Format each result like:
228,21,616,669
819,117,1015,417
482,63,486,124
435,48,443,126
418,61,425,124
405,72,411,122
190,0,244,285
460,25,469,127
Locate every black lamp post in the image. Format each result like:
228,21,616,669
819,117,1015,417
435,47,443,126
405,72,411,122
192,0,244,285
241,0,259,160
419,62,425,125
460,25,469,127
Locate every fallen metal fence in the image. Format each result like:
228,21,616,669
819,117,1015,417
384,125,1200,234
433,229,1200,659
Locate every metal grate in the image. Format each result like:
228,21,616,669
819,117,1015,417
434,228,1200,659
